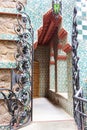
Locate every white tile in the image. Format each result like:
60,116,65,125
82,20,87,25
77,11,82,16
77,35,83,40
83,30,87,35
77,25,82,30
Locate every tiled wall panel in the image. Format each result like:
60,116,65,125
57,60,67,92
34,46,50,97
62,0,75,44
76,0,87,91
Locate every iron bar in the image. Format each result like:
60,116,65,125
72,7,84,130
0,1,33,130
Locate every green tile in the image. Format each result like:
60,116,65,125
78,20,82,25
82,26,87,30
78,30,82,34
0,62,16,68
83,35,87,40
82,12,86,17
77,0,81,1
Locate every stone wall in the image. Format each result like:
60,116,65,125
47,90,73,116
0,0,27,8
0,70,11,89
0,41,17,62
0,14,18,34
0,0,26,126
0,100,11,125
0,3,17,99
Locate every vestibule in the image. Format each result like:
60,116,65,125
33,9,73,116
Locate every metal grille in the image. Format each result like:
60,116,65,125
0,1,33,130
72,7,87,130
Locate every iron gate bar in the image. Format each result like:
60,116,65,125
75,87,82,97
0,1,34,130
74,96,87,104
72,7,83,130
74,88,87,118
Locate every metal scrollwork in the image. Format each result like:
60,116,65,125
13,1,33,129
72,7,83,130
0,1,33,130
72,7,79,94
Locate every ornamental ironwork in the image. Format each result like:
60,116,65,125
72,7,83,130
0,1,33,130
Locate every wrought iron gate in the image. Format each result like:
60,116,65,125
0,2,33,130
72,7,87,130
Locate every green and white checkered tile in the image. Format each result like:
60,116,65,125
76,0,87,40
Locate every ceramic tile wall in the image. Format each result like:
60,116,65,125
50,65,55,90
34,46,50,97
76,0,87,115
76,0,87,93
62,0,75,44
26,0,75,44
55,0,74,93
26,0,52,42
57,49,67,92
57,60,67,92
76,0,87,40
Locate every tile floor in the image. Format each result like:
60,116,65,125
20,120,77,130
19,98,77,130
33,98,73,121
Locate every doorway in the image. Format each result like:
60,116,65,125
33,61,40,98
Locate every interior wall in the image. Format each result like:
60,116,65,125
34,45,50,97
47,43,73,116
